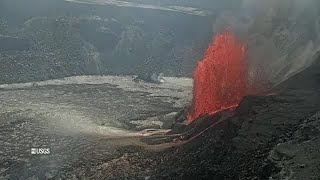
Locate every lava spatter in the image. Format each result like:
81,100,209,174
189,30,247,122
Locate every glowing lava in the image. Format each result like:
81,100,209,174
188,30,247,122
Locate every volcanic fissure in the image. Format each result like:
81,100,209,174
189,30,248,122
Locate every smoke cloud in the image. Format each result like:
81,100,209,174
213,0,320,86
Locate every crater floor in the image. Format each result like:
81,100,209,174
0,75,192,179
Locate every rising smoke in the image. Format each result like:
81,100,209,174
187,0,320,121
213,0,320,87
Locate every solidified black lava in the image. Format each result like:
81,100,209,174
148,59,320,179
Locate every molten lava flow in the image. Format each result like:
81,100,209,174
189,30,247,122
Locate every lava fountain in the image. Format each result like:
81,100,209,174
188,30,247,122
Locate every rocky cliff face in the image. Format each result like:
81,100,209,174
0,0,319,85
0,0,212,84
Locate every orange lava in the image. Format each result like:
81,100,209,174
188,30,247,122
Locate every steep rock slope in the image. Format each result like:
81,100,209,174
150,57,320,179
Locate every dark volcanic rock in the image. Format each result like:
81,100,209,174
161,112,178,129
0,35,30,51
174,106,190,123
270,111,320,179
149,57,320,179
